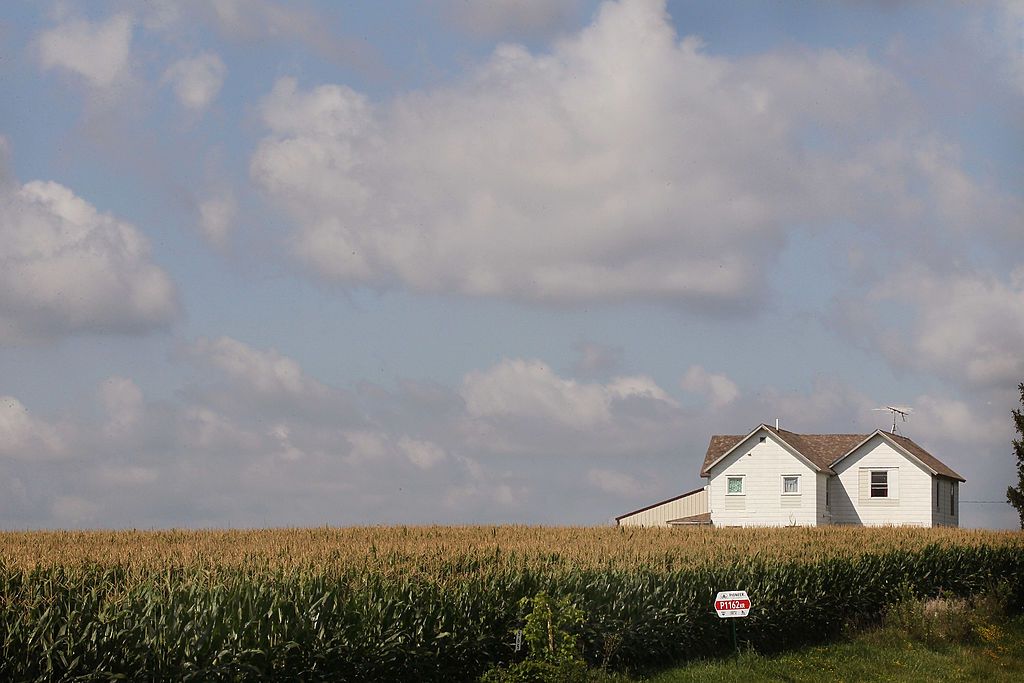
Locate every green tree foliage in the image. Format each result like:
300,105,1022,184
1007,382,1024,529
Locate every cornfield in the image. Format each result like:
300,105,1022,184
1,526,1022,681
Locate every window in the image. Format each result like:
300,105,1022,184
782,475,800,494
759,436,767,443
936,480,940,510
727,476,744,494
870,470,888,498
950,482,955,514
826,478,831,507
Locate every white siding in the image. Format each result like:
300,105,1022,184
708,429,821,527
617,488,709,527
932,478,959,527
817,472,831,525
831,436,933,526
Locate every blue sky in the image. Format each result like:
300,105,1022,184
0,0,1022,529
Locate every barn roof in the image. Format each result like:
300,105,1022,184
699,425,964,481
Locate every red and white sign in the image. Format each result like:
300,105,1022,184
714,590,751,618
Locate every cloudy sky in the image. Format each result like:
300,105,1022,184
1,0,1022,529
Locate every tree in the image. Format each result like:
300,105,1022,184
1007,382,1024,529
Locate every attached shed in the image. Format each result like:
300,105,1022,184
616,487,709,527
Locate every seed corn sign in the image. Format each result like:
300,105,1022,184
714,590,751,618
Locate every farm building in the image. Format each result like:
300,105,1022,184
617,423,964,528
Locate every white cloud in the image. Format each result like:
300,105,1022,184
586,467,643,497
249,0,1005,308
571,341,624,377
991,0,1024,95
443,0,583,38
2,342,1017,527
96,465,159,487
398,437,448,469
462,359,612,428
343,430,390,464
864,267,1024,390
680,365,739,409
0,173,179,343
0,396,66,459
187,336,330,398
37,14,133,88
910,394,1010,448
460,358,677,430
99,376,144,438
197,193,237,247
178,405,260,452
458,357,685,455
51,495,100,525
162,52,227,111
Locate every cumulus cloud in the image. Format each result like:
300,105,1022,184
856,267,1024,390
586,467,643,497
0,396,66,459
0,159,178,343
909,394,1010,448
398,437,448,470
462,358,676,428
51,495,100,525
680,365,740,409
249,0,1008,308
148,0,377,70
99,376,144,438
186,336,330,398
442,0,583,38
197,193,237,247
0,339,1017,527
162,52,227,111
988,0,1024,95
37,13,133,88
462,359,613,429
571,341,624,378
459,358,684,455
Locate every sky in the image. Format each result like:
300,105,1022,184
0,0,1022,529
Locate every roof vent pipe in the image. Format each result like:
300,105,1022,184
775,418,780,430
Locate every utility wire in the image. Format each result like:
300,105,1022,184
960,500,1008,504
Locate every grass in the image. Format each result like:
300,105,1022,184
643,615,1024,682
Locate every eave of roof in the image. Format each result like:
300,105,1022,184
831,430,966,482
699,425,964,483
699,424,829,477
667,512,712,525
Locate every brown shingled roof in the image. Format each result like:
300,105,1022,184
699,424,964,481
875,433,964,481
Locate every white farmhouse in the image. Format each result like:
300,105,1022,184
617,423,964,527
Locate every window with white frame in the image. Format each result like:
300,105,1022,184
726,476,744,495
782,475,800,494
870,470,889,498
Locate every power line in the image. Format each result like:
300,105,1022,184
960,500,1008,504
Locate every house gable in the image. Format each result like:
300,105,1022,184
702,425,823,477
829,432,934,526
831,432,950,481
706,427,823,527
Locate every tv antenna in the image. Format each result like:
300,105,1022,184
873,405,912,434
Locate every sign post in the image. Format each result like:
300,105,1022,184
714,590,751,654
